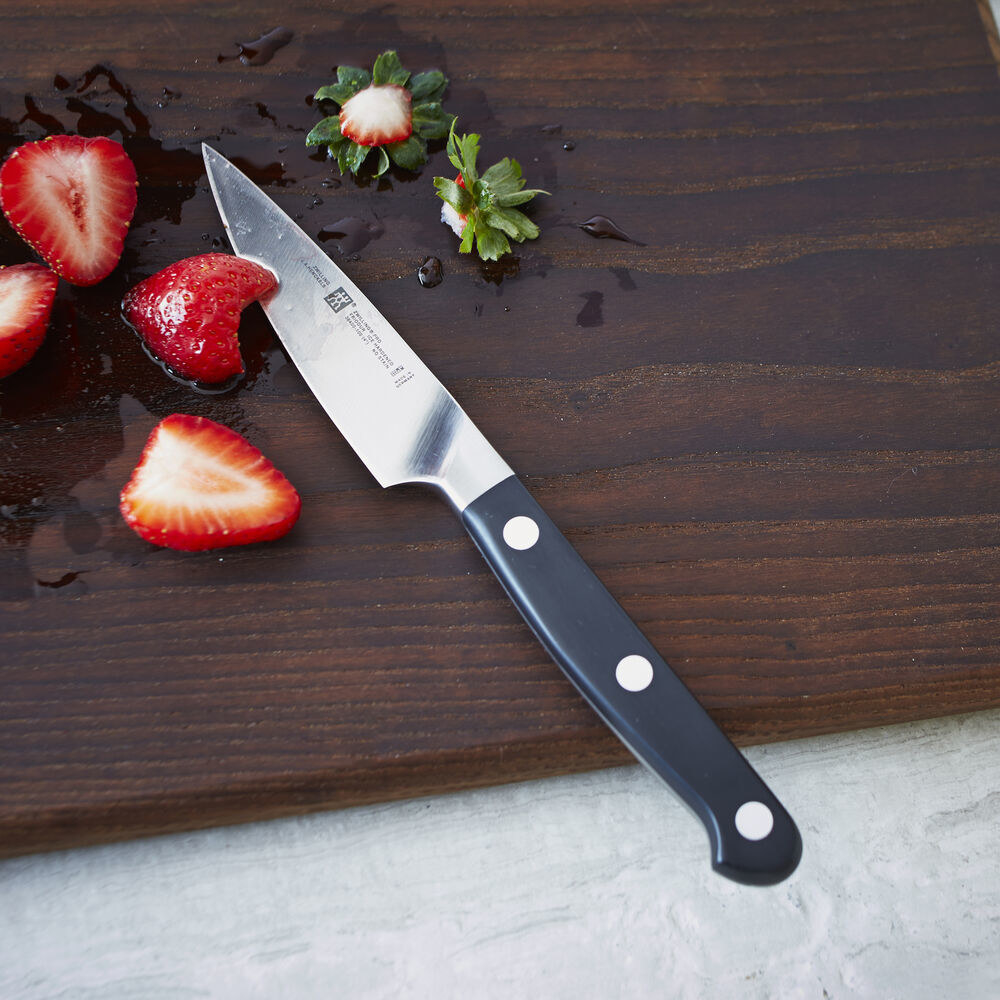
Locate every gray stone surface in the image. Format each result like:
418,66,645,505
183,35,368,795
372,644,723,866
2,709,998,999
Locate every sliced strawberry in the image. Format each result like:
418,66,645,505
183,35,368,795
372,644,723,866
440,172,468,237
0,263,58,378
339,84,413,147
0,135,137,286
120,414,301,552
122,253,276,385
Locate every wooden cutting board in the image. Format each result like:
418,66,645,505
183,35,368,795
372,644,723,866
2,0,1000,856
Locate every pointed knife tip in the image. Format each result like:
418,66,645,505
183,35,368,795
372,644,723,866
201,142,223,167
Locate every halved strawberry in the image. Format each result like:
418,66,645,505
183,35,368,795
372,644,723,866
0,135,137,286
120,414,301,552
122,253,276,385
339,84,413,147
0,263,58,378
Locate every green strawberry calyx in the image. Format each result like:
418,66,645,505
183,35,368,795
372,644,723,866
306,50,454,177
433,122,549,262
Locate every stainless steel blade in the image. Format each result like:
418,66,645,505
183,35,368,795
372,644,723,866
202,144,511,510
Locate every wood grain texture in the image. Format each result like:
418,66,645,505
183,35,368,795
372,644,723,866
2,0,999,855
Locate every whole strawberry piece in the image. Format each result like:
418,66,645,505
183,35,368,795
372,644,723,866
0,263,58,378
122,253,276,385
120,414,301,551
0,135,137,286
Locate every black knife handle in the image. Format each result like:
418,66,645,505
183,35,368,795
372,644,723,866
461,475,801,885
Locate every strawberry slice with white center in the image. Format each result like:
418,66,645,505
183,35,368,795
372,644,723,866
0,262,58,378
120,414,301,552
0,135,137,287
339,84,413,147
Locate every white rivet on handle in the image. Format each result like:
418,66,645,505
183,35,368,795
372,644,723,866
615,654,653,691
734,801,774,840
503,515,540,550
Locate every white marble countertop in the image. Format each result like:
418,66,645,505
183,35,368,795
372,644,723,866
2,708,998,998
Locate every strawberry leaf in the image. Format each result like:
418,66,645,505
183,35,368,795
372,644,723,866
372,50,410,87
309,52,450,176
495,188,549,208
446,127,481,186
337,65,371,90
480,158,523,197
481,158,549,207
409,71,447,103
305,116,344,148
314,82,359,106
483,208,522,240
474,218,510,261
434,121,548,262
346,141,370,174
386,135,427,170
412,102,455,140
486,206,540,241
459,220,476,255
433,177,473,215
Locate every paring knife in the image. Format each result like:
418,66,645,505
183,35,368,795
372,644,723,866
203,144,802,885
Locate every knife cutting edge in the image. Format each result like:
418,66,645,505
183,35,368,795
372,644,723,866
202,144,802,885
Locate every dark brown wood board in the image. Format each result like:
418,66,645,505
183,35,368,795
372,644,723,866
2,0,1000,856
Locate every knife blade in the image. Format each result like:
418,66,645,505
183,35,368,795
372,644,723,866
203,144,801,885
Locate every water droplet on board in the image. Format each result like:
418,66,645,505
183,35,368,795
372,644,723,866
611,267,637,291
477,256,520,285
417,256,444,288
35,571,84,590
218,26,294,66
317,217,385,255
579,215,638,243
576,291,604,328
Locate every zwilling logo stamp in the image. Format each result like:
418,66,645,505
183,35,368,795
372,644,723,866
324,287,355,313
